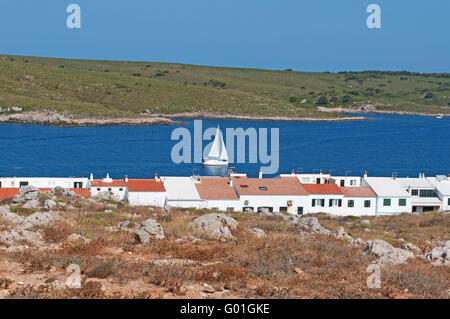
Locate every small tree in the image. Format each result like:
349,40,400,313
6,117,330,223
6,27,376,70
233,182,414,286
424,92,434,99
317,96,328,105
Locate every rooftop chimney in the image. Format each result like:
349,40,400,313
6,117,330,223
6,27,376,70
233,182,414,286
319,169,323,175
90,173,93,181
291,170,295,175
364,170,367,178
102,173,112,183
259,169,263,179
155,173,160,182
125,175,128,182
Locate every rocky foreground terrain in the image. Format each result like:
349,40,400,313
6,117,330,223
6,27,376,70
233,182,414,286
0,186,449,299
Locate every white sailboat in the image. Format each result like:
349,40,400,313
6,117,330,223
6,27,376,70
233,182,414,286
203,126,228,166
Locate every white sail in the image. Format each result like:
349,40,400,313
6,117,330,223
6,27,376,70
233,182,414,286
218,131,228,161
206,126,228,162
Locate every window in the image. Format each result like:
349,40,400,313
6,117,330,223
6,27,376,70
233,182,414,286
448,198,450,205
364,200,371,208
119,188,123,191
0,182,2,188
243,207,254,213
259,186,268,191
312,199,315,207
347,200,354,208
399,199,406,206
383,199,391,206
19,181,29,187
302,177,310,183
350,180,356,186
329,199,341,207
108,188,112,191
73,182,82,189
419,189,434,198
211,207,219,211
297,207,304,215
340,180,345,187
226,207,234,212
411,189,418,196
279,206,287,212
244,200,249,206
97,188,100,191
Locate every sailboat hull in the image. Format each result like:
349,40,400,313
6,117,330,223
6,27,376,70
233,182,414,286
203,159,228,166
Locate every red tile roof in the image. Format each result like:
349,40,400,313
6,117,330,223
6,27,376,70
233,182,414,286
302,183,344,195
71,188,92,198
340,187,376,197
90,180,126,187
126,179,166,192
232,176,308,196
195,177,239,200
0,188,19,200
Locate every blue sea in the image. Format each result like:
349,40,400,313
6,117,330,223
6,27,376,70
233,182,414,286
0,114,448,179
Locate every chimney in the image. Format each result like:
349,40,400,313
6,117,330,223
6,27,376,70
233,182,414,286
319,169,323,175
363,170,367,178
155,173,160,182
124,175,128,182
90,173,93,181
259,169,263,179
291,170,295,175
229,178,234,187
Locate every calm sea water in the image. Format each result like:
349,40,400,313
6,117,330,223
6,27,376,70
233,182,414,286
0,114,448,179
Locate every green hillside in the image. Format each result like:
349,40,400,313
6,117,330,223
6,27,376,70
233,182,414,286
0,54,449,119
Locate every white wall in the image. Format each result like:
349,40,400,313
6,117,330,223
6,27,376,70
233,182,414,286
0,177,89,189
238,195,309,214
338,197,376,216
90,186,126,200
127,191,166,207
375,196,412,215
436,189,450,211
200,199,241,212
306,194,345,215
329,177,361,187
166,200,203,209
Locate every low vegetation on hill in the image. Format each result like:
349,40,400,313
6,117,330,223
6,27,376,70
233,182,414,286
0,187,448,299
0,54,449,120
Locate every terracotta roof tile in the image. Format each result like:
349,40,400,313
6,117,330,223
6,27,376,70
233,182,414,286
126,179,166,192
302,183,344,195
71,188,92,198
340,187,376,197
0,188,19,200
90,180,126,187
195,177,238,200
231,176,308,196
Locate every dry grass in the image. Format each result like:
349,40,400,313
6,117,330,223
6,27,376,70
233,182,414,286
1,201,449,299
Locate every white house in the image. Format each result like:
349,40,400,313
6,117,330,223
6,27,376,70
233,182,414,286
231,175,309,214
398,176,442,212
125,177,166,207
194,177,240,212
301,183,345,215
339,187,377,216
330,176,361,187
0,177,89,189
289,171,331,184
361,177,412,215
161,176,202,209
89,174,127,200
435,180,450,212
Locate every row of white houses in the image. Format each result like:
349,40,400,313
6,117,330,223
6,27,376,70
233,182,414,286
0,171,449,216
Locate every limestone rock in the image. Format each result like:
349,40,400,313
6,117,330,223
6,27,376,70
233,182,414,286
191,213,238,241
22,212,58,229
247,227,267,239
297,217,331,235
134,219,165,243
365,239,414,265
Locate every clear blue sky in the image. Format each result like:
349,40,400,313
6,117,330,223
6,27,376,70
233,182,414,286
0,0,449,72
